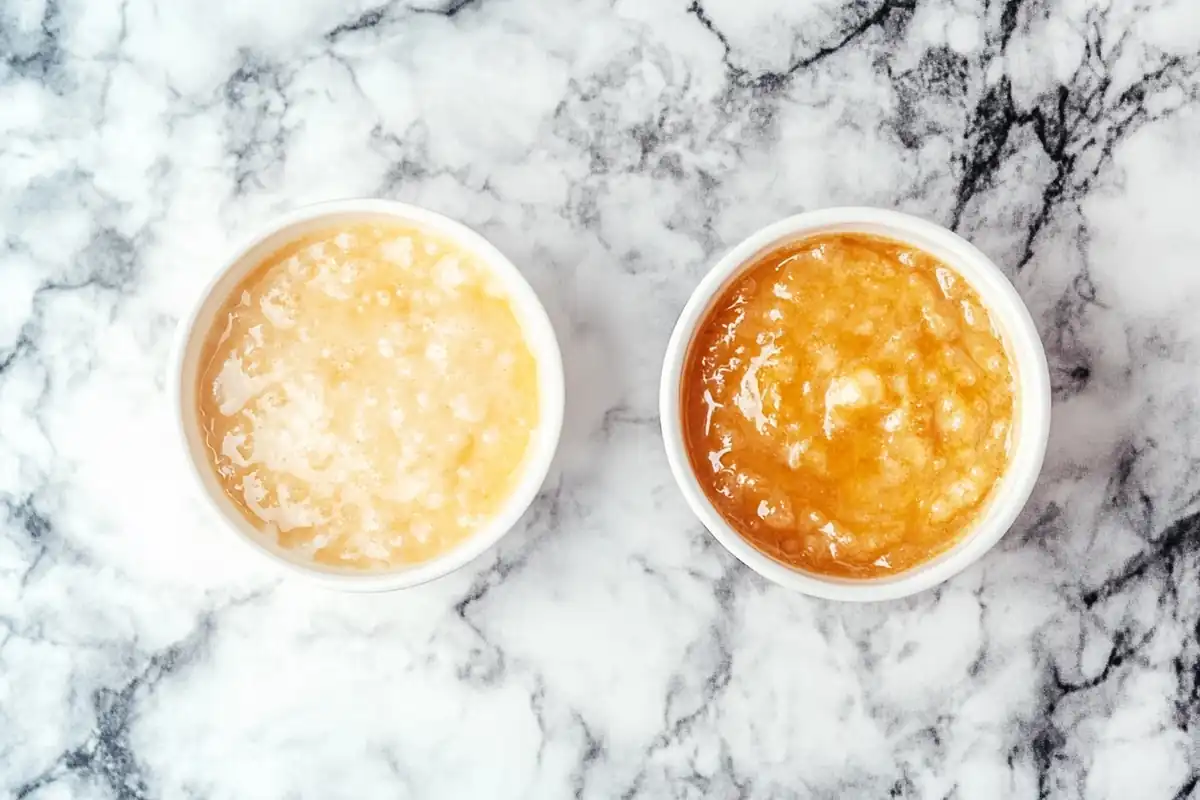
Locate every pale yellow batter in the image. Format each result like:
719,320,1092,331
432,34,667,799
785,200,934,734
197,221,540,569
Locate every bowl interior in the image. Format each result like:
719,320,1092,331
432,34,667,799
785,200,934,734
174,204,564,590
662,210,1050,601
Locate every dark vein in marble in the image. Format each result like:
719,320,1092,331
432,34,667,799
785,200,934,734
1,0,63,83
48,229,141,294
454,479,564,615
326,0,483,41
1013,508,1200,797
450,479,566,686
889,46,969,150
1083,508,1200,609
1173,776,1200,800
1101,439,1155,538
568,712,603,800
223,51,292,196
688,0,915,94
597,403,660,440
952,6,1200,270
2,493,51,587
13,615,216,800
1044,269,1104,402
12,498,50,543
1028,620,1181,799
888,775,918,798
326,6,389,42
435,0,482,17
0,334,33,376
618,564,749,799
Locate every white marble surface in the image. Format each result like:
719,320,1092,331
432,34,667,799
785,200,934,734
2,0,1200,797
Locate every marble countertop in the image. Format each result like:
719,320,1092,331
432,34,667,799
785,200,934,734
2,0,1199,797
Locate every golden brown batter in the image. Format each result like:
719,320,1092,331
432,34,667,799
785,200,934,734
682,233,1014,578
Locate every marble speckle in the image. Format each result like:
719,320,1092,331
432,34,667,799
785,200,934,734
3,0,1200,797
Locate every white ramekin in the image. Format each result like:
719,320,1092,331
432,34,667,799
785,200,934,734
170,199,565,591
660,208,1051,602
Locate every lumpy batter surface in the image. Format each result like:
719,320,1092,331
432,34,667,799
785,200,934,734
197,222,539,569
682,233,1015,578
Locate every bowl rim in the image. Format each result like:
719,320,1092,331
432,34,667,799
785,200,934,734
658,207,1051,602
169,198,565,592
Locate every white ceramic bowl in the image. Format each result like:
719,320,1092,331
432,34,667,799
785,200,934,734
660,207,1051,602
170,199,565,591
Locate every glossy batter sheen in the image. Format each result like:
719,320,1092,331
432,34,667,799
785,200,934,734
682,233,1015,578
197,222,539,569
